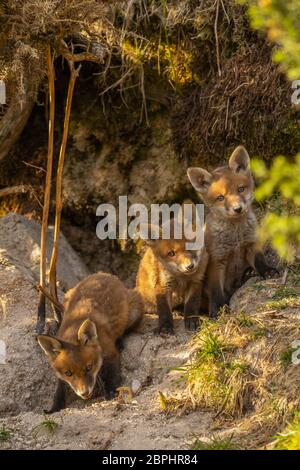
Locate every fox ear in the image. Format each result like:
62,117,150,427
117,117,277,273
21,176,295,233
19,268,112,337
78,320,98,346
229,146,250,173
187,168,212,194
37,335,63,359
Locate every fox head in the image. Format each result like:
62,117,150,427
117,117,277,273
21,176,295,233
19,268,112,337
37,320,102,400
144,221,203,276
187,146,254,219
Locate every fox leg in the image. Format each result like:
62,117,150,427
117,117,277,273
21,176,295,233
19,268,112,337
156,292,174,334
207,260,226,319
246,243,279,279
184,282,203,330
100,347,122,399
44,379,66,414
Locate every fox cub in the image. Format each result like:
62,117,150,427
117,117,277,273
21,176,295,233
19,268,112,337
136,218,208,334
38,272,144,413
187,145,278,318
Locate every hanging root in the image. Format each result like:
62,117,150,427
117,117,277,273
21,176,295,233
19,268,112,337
36,45,55,334
48,58,81,325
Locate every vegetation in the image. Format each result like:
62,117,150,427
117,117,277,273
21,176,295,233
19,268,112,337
192,434,238,451
273,412,300,450
182,274,300,448
246,1,300,261
32,417,59,436
0,425,13,441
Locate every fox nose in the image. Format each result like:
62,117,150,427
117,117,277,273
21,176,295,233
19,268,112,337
233,206,242,214
80,391,91,399
186,263,195,272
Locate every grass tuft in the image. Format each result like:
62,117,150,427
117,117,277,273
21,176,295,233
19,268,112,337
192,434,238,450
237,311,255,327
0,425,13,441
32,417,59,436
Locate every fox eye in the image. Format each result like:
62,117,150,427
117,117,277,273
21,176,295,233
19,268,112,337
238,186,245,193
65,370,72,377
217,195,224,201
168,250,176,257
86,364,92,372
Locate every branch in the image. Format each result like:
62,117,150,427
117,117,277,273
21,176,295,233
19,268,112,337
57,38,107,64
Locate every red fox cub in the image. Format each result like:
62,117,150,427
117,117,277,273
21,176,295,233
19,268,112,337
187,145,278,318
37,273,143,413
136,220,208,334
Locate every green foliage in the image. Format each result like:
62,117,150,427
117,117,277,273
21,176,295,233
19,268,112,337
273,411,300,449
247,0,300,80
252,156,300,261
246,2,300,261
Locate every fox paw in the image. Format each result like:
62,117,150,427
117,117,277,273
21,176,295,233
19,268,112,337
261,267,280,279
184,315,200,331
157,323,174,335
104,390,118,400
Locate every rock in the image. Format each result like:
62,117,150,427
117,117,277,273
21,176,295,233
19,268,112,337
0,261,57,415
131,379,142,395
0,212,90,291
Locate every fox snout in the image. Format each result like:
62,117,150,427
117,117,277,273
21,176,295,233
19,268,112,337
75,384,94,400
228,200,246,217
177,253,200,274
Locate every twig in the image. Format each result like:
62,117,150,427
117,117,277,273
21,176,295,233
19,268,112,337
58,39,106,64
281,268,288,285
22,161,46,173
48,58,81,322
38,285,64,314
36,45,56,335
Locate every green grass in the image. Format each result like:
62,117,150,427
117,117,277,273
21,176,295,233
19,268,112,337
288,266,300,286
0,425,13,441
273,412,300,450
197,328,225,361
184,320,252,417
32,418,59,436
279,347,297,368
225,361,249,374
192,434,238,450
272,287,299,300
253,283,267,292
266,297,300,310
237,311,255,327
252,325,267,339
